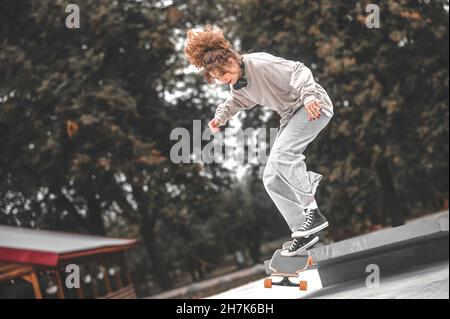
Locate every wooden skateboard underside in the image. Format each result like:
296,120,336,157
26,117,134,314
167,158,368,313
263,243,317,290
266,249,311,277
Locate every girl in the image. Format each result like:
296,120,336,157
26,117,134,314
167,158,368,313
184,25,333,256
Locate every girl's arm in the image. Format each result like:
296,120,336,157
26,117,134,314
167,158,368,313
289,63,323,120
269,59,322,120
214,93,256,126
289,62,318,107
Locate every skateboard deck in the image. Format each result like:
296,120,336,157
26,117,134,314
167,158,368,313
268,249,311,277
263,244,316,290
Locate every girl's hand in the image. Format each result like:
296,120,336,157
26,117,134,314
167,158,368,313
305,100,322,121
208,118,221,133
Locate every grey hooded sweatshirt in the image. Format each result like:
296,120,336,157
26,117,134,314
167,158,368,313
214,52,334,127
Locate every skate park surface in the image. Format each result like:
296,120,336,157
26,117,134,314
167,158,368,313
149,211,448,299
208,259,448,299
208,211,449,299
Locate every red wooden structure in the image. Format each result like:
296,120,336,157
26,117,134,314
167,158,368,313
0,225,137,299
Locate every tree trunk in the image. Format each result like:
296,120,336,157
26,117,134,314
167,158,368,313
134,183,173,290
87,195,106,235
375,158,404,227
140,213,173,290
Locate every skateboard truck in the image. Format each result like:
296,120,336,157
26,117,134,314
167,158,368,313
264,277,309,290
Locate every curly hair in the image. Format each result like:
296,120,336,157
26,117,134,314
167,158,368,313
184,25,241,84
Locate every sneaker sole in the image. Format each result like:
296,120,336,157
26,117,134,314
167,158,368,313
280,236,319,257
291,221,329,239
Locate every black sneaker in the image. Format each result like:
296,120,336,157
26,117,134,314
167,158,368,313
291,207,329,238
281,236,319,256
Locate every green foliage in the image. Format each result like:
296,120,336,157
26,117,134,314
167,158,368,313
0,0,234,294
0,0,448,296
228,0,449,237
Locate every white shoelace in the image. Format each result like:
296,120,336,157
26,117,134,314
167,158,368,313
299,209,314,231
289,238,301,251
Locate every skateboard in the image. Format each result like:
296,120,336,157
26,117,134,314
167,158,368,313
263,240,317,291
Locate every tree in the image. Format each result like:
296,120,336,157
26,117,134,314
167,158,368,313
223,0,449,237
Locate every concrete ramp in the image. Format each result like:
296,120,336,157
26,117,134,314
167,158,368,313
312,211,448,288
305,260,449,299
208,267,322,299
208,211,449,299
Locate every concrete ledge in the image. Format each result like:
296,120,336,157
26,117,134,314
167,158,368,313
146,211,449,298
312,211,449,287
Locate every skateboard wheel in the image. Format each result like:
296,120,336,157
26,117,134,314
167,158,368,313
307,256,314,266
299,281,308,291
264,278,272,289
